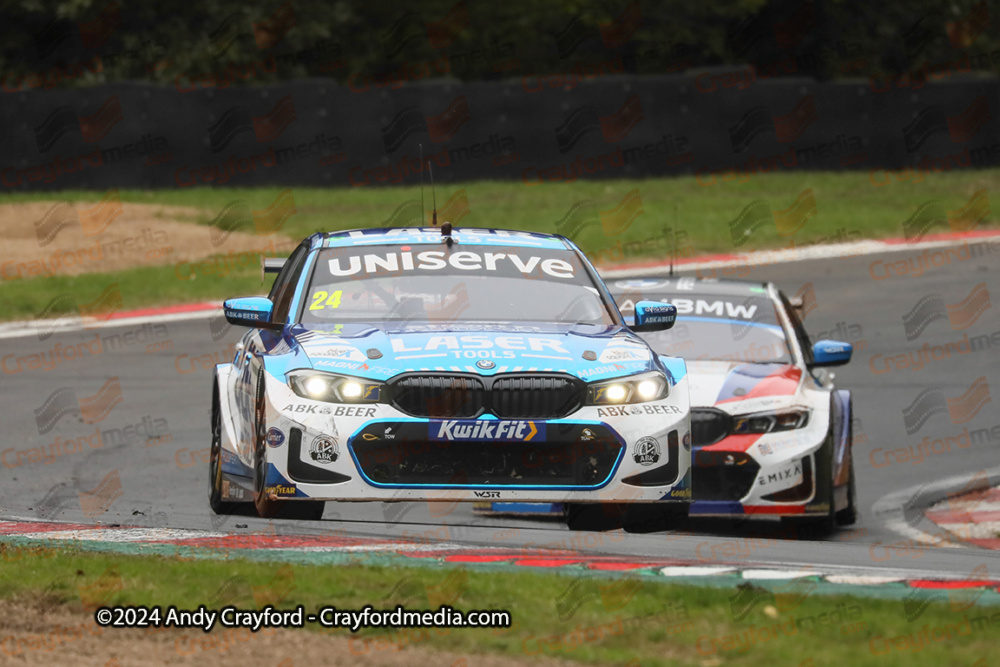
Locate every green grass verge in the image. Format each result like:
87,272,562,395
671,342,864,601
2,169,996,320
0,261,262,321
1,545,997,666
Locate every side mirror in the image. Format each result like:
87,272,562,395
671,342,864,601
631,301,677,332
224,297,280,329
811,340,852,367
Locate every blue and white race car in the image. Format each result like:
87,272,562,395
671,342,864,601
210,227,692,521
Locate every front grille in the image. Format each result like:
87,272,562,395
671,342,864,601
492,376,582,419
692,450,760,500
691,407,732,446
391,375,485,418
389,373,583,420
351,421,622,487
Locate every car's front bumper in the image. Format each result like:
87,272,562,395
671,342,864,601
231,369,692,504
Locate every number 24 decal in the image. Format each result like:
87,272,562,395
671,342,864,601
309,290,343,310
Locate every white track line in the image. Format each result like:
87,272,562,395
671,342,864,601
600,233,1000,278
0,308,222,341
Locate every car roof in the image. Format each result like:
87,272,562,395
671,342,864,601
320,227,571,250
608,277,773,298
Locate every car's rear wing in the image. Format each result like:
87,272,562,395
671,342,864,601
261,257,286,284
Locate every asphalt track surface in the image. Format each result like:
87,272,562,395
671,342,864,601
2,244,998,580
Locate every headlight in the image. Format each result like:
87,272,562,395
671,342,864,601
287,370,383,403
587,372,669,405
731,409,809,434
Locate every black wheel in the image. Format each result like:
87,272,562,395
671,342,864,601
209,382,238,515
835,450,858,527
252,369,282,518
251,369,325,520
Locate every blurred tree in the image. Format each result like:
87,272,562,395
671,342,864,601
0,0,996,90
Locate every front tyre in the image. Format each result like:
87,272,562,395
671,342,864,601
209,382,238,515
253,369,282,518
251,369,325,520
835,451,858,527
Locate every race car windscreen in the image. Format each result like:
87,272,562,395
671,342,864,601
299,244,618,325
621,293,792,363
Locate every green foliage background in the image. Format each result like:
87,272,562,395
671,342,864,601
2,0,998,89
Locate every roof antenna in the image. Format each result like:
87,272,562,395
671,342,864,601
419,144,426,227
429,159,453,246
